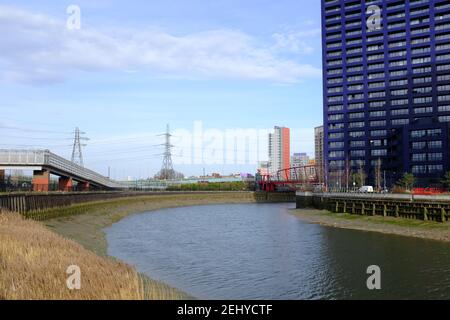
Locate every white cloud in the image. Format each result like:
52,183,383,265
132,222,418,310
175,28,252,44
271,28,321,54
0,5,321,85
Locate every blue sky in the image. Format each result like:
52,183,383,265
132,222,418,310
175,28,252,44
0,1,323,179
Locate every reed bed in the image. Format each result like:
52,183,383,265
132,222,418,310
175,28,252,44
1,193,256,300
0,210,144,300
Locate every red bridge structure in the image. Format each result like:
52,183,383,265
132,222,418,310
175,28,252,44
258,165,321,192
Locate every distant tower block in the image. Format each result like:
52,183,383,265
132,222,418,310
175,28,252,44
268,126,291,180
71,127,89,167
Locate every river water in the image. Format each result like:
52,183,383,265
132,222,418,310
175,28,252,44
105,203,450,299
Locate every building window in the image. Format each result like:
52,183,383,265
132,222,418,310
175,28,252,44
427,129,442,137
349,131,365,138
414,107,433,114
328,123,344,130
428,153,443,161
412,153,427,162
329,141,345,148
371,149,387,157
328,105,344,112
428,165,444,173
370,120,386,127
412,165,427,174
369,110,386,117
350,150,365,157
369,101,386,108
349,112,364,119
391,99,409,106
350,140,365,147
370,130,387,137
413,76,431,84
329,151,345,158
328,114,344,121
428,141,443,149
438,115,450,122
391,118,409,125
329,132,344,139
370,139,387,147
411,130,426,138
349,121,365,128
414,97,433,104
391,108,409,116
412,141,426,150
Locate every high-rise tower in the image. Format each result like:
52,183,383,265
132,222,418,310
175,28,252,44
268,126,291,178
322,0,450,188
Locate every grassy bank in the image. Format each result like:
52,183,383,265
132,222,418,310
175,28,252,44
0,211,144,300
293,209,450,242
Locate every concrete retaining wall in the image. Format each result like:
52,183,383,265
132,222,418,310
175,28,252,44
296,192,450,222
0,191,295,214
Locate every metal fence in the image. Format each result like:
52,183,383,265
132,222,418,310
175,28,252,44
0,181,109,193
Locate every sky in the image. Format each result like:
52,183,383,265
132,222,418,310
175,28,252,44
0,0,324,179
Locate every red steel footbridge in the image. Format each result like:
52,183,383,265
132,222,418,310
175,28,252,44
258,165,321,192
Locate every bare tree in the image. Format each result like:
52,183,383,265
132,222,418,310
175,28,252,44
345,157,350,192
375,158,382,192
358,163,366,187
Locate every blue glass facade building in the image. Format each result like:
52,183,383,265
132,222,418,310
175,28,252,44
322,0,450,188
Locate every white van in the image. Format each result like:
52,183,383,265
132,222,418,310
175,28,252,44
359,186,374,193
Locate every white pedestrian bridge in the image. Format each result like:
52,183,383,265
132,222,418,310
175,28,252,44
0,149,123,190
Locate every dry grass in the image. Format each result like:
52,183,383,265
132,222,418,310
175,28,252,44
0,210,144,300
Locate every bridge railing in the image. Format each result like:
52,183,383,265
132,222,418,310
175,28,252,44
0,149,47,165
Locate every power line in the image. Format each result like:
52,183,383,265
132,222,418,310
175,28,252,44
0,134,73,141
88,136,160,145
0,125,71,134
0,143,72,148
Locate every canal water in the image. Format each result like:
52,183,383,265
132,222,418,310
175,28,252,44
105,203,450,299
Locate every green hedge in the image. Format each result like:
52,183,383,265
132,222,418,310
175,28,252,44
166,181,250,191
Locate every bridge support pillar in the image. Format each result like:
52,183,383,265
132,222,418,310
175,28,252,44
78,181,90,191
58,177,73,192
0,169,5,185
32,169,50,192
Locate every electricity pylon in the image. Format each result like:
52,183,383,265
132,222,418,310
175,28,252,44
157,124,174,180
71,127,89,167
